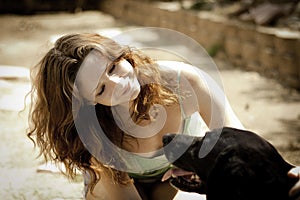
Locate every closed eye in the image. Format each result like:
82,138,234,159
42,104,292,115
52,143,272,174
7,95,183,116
126,58,133,65
108,64,116,74
98,85,105,96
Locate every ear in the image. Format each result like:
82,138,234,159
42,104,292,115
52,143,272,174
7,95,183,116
207,149,256,198
211,148,256,181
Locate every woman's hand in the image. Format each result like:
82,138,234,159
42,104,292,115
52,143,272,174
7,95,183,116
173,190,206,200
288,166,300,200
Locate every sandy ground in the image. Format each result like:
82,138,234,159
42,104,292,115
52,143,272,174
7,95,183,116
0,11,299,200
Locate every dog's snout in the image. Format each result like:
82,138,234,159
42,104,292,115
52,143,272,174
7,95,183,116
163,134,176,146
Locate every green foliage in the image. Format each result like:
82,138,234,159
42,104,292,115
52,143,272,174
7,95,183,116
207,43,223,57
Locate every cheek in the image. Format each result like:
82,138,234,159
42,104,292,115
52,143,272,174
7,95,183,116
95,92,114,106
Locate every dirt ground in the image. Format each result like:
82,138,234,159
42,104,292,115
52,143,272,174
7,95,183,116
0,11,299,200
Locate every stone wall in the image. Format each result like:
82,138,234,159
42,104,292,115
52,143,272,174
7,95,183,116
0,0,99,14
99,0,300,90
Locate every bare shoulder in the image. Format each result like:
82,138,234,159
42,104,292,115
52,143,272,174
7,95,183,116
156,60,206,88
156,60,199,77
156,60,194,71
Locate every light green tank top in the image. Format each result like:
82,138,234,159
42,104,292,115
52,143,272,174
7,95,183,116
128,68,209,179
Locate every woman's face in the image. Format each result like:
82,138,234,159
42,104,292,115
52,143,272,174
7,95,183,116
76,50,141,106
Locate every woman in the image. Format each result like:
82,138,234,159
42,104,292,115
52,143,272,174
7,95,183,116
27,33,300,200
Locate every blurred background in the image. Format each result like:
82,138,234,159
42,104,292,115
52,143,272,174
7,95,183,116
0,0,299,199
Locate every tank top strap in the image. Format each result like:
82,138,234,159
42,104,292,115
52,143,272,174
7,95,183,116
177,68,187,119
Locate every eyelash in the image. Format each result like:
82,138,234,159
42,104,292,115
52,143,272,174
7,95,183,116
108,64,116,74
98,85,105,96
97,63,116,96
108,56,132,74
97,57,131,97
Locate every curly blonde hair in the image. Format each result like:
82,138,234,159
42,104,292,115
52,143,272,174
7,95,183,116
27,33,178,192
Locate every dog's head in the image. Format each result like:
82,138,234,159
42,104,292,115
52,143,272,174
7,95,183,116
162,128,224,181
162,133,207,175
162,127,297,199
162,133,211,193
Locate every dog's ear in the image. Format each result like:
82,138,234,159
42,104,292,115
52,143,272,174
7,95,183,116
211,148,256,181
169,177,207,194
207,149,257,199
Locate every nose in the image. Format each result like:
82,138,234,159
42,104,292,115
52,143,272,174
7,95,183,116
162,134,176,146
108,75,122,84
108,75,130,92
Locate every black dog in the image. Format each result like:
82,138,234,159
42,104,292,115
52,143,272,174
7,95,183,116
162,127,297,200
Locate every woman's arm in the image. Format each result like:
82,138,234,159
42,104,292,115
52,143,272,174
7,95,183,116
86,172,142,200
178,62,244,130
179,63,300,200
